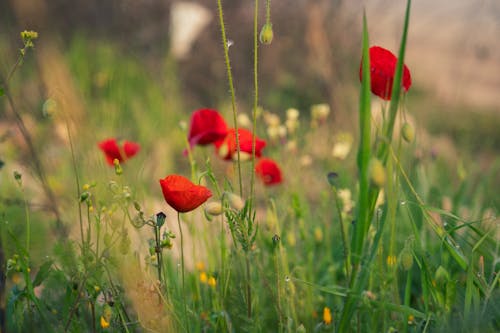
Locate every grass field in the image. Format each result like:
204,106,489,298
0,1,498,332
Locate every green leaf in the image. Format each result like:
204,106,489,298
0,86,4,97
33,260,54,287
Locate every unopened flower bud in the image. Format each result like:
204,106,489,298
399,250,413,271
259,23,274,45
156,212,166,227
369,158,386,187
226,192,245,211
205,202,223,216
80,191,90,202
401,122,415,143
113,159,123,175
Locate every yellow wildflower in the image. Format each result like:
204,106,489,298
195,262,205,271
208,276,216,288
323,306,332,325
387,255,397,267
199,272,208,284
100,316,110,329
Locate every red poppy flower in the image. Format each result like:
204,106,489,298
215,128,267,161
359,46,412,100
188,109,228,147
159,175,212,213
98,138,140,165
255,158,283,186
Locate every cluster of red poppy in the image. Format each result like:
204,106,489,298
97,109,283,214
97,45,410,213
187,108,283,186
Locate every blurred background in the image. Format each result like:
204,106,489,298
1,0,499,206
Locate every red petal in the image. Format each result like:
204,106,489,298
188,109,228,147
123,141,140,159
159,175,212,212
359,46,412,100
98,138,123,165
215,128,267,160
255,158,283,186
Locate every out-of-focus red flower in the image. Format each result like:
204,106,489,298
159,175,212,213
255,158,283,186
359,46,412,100
215,128,266,161
98,138,140,165
188,109,228,147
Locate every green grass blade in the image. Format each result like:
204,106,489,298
351,9,372,270
377,0,412,163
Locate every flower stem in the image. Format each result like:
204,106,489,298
177,212,189,332
332,187,351,282
249,0,259,206
245,254,252,319
153,223,163,304
217,0,243,197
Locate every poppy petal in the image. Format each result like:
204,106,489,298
188,109,228,147
255,158,283,186
159,175,212,213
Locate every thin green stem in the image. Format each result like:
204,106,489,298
376,0,412,164
332,187,351,281
65,121,85,247
177,212,189,332
22,188,30,256
249,0,259,207
403,268,412,333
265,0,271,24
216,0,243,197
154,223,163,304
351,9,372,270
245,254,252,318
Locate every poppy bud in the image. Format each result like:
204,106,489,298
113,159,123,175
226,192,245,211
401,122,415,143
399,250,413,271
80,191,90,202
259,23,274,45
205,202,223,216
369,158,386,187
156,212,166,227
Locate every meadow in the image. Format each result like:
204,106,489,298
0,0,499,332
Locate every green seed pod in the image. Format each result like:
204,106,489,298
259,23,274,45
399,250,413,271
402,122,415,143
369,158,386,187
